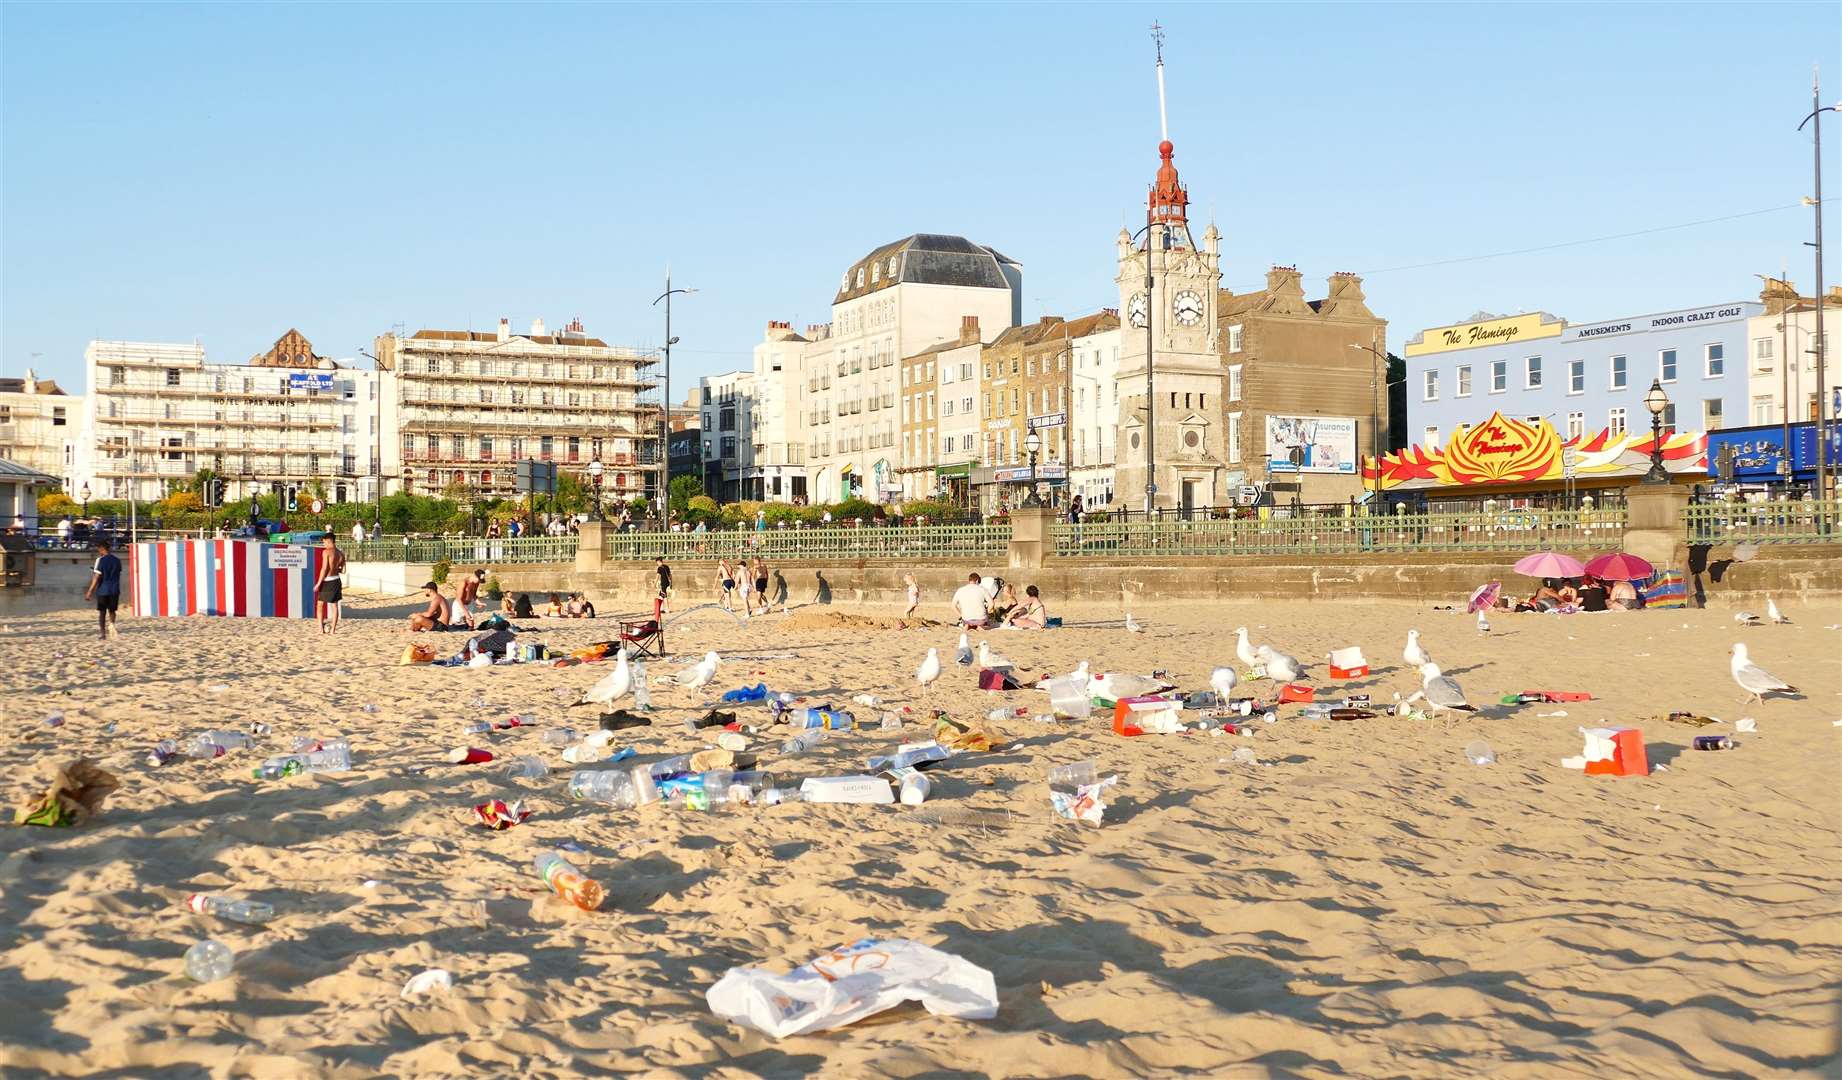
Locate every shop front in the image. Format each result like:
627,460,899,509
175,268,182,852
1363,410,1706,510
972,462,1068,516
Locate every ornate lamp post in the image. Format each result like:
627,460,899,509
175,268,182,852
1643,378,1671,484
1022,430,1043,508
79,482,91,518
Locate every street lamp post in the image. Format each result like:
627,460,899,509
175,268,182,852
1643,379,1671,484
1023,430,1043,508
79,482,91,519
1798,79,1840,500
1127,215,1163,519
652,275,697,528
1349,341,1387,504
588,459,604,521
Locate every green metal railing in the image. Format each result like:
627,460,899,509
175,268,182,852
1682,499,1839,545
604,523,1012,562
1052,508,1630,557
346,535,579,565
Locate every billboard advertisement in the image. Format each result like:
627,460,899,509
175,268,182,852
288,372,335,393
1266,414,1357,474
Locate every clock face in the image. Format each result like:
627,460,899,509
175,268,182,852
1173,290,1204,326
1127,292,1149,328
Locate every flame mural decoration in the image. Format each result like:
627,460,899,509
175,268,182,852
1362,411,1707,491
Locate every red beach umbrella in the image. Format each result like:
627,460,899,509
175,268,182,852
1583,552,1655,581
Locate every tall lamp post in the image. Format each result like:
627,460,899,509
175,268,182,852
79,482,91,521
1798,79,1840,500
1022,430,1043,507
651,275,697,527
1348,341,1389,504
588,459,604,521
1127,216,1163,519
1643,379,1672,484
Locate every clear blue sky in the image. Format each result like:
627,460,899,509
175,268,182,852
3,2,1838,395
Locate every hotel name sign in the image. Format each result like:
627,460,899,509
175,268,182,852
1404,312,1563,357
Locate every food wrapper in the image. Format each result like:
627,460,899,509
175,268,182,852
1049,774,1118,826
14,758,121,828
706,937,998,1039
471,798,531,830
934,718,1000,752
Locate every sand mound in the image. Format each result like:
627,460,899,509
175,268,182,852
781,609,937,632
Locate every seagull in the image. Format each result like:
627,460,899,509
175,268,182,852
572,650,631,708
916,647,941,704
1733,611,1762,626
1417,662,1477,714
680,651,719,690
1476,608,1491,635
1125,612,1145,634
1730,642,1797,705
1234,627,1262,669
954,631,974,666
1210,665,1238,703
1263,648,1309,683
1065,659,1090,683
1403,629,1432,668
1767,597,1791,625
1090,671,1177,700
978,641,1014,671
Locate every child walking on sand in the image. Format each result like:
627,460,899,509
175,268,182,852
902,573,920,624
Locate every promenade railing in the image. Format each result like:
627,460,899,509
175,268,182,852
347,535,579,565
604,523,1012,562
1682,499,1839,546
1052,508,1629,558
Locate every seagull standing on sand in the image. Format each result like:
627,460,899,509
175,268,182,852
954,632,974,666
572,650,631,708
1404,629,1432,668
978,641,1014,671
680,651,720,691
1125,613,1145,634
1263,648,1309,683
1210,666,1238,703
1734,611,1762,626
916,647,941,706
1417,662,1477,714
1234,627,1262,669
1767,597,1791,625
1730,642,1797,705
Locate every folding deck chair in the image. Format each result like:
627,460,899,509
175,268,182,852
615,598,666,659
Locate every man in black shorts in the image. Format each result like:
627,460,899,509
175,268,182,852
84,539,123,641
315,533,347,634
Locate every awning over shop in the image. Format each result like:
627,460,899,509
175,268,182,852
935,462,972,479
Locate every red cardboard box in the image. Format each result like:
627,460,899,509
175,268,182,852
1277,684,1315,704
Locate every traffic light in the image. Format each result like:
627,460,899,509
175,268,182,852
285,487,298,513
213,478,226,507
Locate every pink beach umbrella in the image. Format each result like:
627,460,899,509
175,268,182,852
1583,551,1655,581
1512,551,1586,579
1466,581,1502,613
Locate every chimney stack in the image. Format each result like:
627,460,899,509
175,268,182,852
496,317,510,342
530,317,547,337
960,315,980,344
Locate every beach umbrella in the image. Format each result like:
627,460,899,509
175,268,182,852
1583,551,1655,581
1512,551,1585,579
1466,581,1501,613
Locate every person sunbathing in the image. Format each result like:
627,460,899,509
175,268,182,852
1004,585,1048,629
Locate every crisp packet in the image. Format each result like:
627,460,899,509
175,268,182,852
1049,774,1118,826
471,798,531,830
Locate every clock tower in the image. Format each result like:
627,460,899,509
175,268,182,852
1114,132,1225,514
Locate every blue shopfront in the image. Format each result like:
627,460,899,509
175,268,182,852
1705,421,1842,491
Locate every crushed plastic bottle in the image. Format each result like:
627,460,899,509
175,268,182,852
291,736,349,754
532,852,604,911
648,754,695,780
502,755,548,779
780,730,827,755
986,707,1028,722
541,727,578,746
189,730,253,758
866,745,951,772
567,765,659,808
461,720,493,736
1047,760,1099,787
147,740,180,767
852,694,882,707
186,893,274,924
252,744,352,779
184,939,235,982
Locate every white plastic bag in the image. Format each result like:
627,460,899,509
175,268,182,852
706,938,998,1039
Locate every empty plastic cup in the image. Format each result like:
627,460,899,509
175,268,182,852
1465,741,1496,765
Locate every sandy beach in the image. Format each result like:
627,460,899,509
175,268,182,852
1,589,1838,1078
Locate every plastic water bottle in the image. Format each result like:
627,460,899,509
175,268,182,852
359,704,380,714
852,694,881,706
867,745,950,772
757,787,806,806
542,727,577,746
500,714,534,729
780,730,827,755
1465,741,1496,765
147,739,180,767
184,939,235,982
632,660,652,711
502,755,548,779
532,852,604,911
1047,760,1099,786
461,720,493,736
252,744,351,779
189,730,253,758
186,893,275,924
568,765,658,808
1301,703,1333,719
290,736,349,754
648,754,693,780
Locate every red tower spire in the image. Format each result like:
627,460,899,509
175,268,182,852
1149,139,1188,225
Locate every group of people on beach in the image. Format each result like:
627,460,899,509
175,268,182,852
1500,575,1642,614
946,572,1048,630
714,556,776,617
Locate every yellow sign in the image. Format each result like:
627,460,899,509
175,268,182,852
1404,312,1563,357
